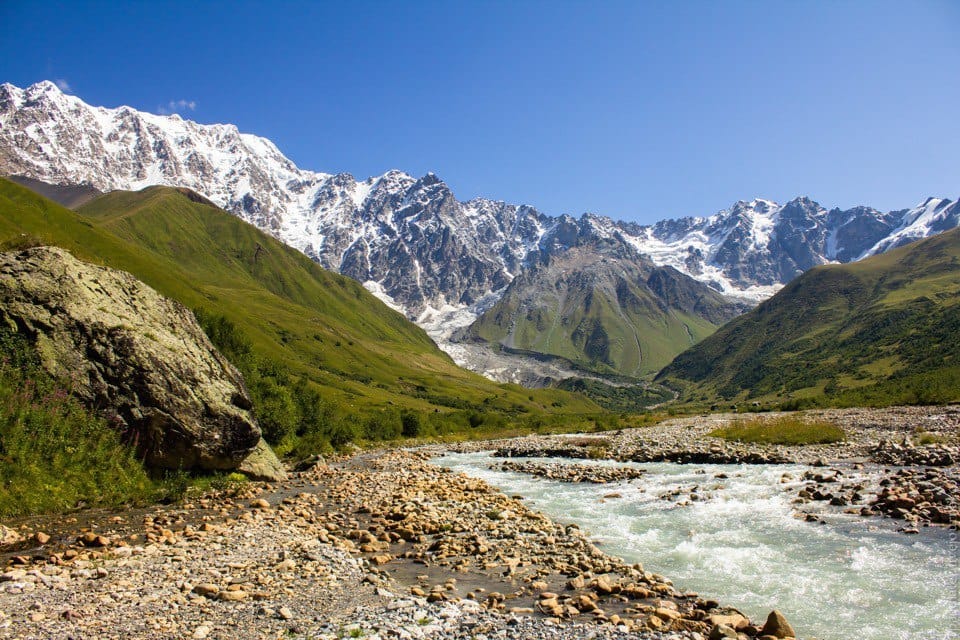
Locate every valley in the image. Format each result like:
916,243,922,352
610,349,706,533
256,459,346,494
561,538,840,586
0,55,957,640
1,406,956,640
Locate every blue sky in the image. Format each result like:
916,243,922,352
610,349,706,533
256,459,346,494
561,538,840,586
1,1,957,223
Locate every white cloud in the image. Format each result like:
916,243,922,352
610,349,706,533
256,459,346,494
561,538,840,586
54,79,72,93
157,99,197,115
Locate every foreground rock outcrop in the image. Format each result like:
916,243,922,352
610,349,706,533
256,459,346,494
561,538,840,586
0,246,283,478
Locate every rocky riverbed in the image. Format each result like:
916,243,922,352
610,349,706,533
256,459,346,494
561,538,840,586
454,405,960,532
3,405,958,639
492,460,648,484
1,449,794,640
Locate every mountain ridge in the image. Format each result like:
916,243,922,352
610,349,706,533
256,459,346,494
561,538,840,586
1,80,956,381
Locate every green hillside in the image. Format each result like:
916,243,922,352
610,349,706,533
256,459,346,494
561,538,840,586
0,179,599,449
657,228,960,407
463,244,745,377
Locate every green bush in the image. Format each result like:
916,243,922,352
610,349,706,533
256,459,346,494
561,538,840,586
401,411,421,438
708,416,846,445
195,310,355,453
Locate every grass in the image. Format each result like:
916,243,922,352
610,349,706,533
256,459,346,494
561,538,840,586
708,416,846,446
0,328,255,518
0,329,158,517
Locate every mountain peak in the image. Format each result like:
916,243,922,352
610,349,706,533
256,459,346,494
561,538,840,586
31,79,61,91
418,172,443,187
785,195,817,206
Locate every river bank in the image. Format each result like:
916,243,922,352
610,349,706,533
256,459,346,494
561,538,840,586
455,405,960,532
2,405,957,639
0,451,790,640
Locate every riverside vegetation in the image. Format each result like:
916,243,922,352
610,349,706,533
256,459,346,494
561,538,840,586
706,417,846,446
0,328,162,517
0,179,602,457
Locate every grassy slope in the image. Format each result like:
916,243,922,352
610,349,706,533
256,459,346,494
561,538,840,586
468,264,727,378
657,227,960,406
0,179,597,417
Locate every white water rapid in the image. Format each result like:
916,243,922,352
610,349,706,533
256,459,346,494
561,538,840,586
435,453,959,640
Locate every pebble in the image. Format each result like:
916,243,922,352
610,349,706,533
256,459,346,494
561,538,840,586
4,406,947,639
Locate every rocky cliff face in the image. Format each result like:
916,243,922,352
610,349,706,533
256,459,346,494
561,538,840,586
0,246,284,479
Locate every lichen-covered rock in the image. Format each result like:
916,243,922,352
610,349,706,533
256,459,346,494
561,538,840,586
238,438,287,481
0,246,268,474
0,524,22,546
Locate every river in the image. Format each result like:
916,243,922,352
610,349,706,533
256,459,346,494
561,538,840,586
435,452,959,640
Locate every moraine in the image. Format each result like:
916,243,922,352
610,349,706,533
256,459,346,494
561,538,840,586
435,452,958,640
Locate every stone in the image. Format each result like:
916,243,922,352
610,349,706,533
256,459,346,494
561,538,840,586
708,613,749,630
33,532,51,545
278,606,294,620
217,589,248,602
79,532,110,547
192,584,220,597
0,246,263,473
709,624,740,640
759,610,796,639
0,570,27,582
592,575,615,594
250,499,271,510
237,438,287,482
0,525,22,546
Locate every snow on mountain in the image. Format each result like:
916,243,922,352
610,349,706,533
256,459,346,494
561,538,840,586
860,197,958,258
0,81,539,320
1,80,956,378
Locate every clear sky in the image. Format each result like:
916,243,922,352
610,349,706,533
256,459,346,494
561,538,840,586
1,0,957,223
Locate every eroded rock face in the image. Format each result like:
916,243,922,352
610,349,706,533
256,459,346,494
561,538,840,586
0,246,274,475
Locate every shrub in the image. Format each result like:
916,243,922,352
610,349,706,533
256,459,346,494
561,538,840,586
708,416,846,446
400,411,421,438
915,431,946,446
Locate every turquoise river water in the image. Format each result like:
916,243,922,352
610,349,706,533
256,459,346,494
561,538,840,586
435,452,959,640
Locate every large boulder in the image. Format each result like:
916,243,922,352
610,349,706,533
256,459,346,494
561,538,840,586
0,246,284,479
759,610,796,639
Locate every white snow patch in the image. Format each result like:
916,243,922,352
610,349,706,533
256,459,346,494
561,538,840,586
362,281,405,314
859,198,953,259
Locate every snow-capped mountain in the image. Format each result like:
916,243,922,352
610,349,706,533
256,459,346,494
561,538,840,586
0,81,553,320
618,195,957,300
1,80,956,378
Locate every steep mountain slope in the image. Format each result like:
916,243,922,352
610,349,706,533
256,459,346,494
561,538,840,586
657,228,960,405
1,81,955,382
0,178,596,419
459,217,748,376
